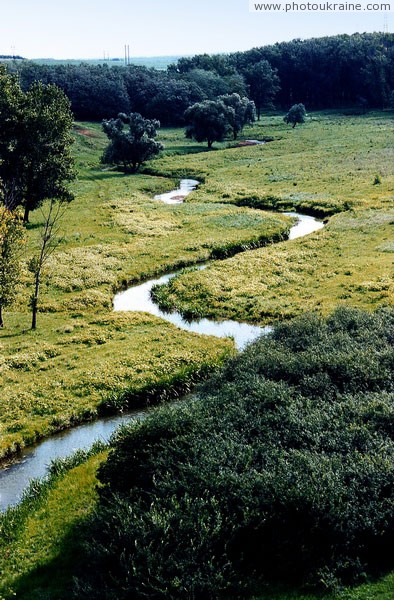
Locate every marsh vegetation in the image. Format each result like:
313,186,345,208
0,108,393,599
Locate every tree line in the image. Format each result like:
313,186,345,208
175,32,394,111
3,32,394,125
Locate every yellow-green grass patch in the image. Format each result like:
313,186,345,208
0,311,234,458
152,209,394,323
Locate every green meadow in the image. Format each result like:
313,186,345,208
0,121,290,458
0,112,393,598
149,113,394,323
150,113,394,215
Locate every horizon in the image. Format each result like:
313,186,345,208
1,0,392,61
3,29,391,64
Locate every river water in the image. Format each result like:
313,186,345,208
113,209,323,349
0,180,324,511
154,178,200,204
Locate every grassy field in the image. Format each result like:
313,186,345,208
0,112,393,599
148,113,394,323
152,208,394,323
150,112,394,215
0,121,290,459
0,446,107,599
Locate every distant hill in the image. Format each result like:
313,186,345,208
30,56,186,70
0,54,24,60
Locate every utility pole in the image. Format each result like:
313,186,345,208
124,44,131,66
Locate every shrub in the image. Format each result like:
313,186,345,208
284,103,307,128
74,307,394,598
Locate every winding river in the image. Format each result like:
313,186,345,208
0,180,324,511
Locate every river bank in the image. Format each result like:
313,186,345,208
1,199,323,511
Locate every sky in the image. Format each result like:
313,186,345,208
0,0,392,59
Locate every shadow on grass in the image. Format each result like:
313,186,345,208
77,169,129,182
24,221,44,231
162,144,214,156
4,519,87,600
7,517,394,600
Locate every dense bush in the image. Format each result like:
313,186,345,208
74,308,394,598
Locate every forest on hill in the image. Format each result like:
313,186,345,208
3,32,394,123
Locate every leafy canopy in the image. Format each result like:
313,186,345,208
284,103,307,128
0,66,75,222
218,93,256,139
245,59,280,119
101,112,163,173
184,99,234,148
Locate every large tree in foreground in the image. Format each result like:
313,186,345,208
184,99,234,148
0,67,75,222
0,67,25,211
101,112,163,173
19,83,75,222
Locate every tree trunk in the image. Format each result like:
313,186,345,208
23,205,30,224
29,198,62,330
31,302,37,329
31,270,40,330
0,305,3,328
208,140,213,148
31,294,38,330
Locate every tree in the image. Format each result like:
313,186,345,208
245,60,280,120
0,66,24,211
143,78,203,126
0,209,25,327
19,82,75,222
284,103,307,128
218,93,256,139
63,64,130,120
101,113,163,173
184,99,234,148
182,69,230,99
28,198,67,330
0,68,75,222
